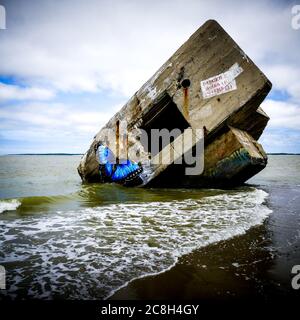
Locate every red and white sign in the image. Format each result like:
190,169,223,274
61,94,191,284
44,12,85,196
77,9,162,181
200,63,243,99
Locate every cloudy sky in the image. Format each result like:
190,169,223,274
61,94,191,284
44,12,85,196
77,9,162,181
0,0,299,154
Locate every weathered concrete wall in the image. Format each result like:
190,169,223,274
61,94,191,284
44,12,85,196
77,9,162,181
78,20,271,187
229,106,269,140
147,126,267,188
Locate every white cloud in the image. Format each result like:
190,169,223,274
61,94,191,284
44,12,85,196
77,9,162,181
261,99,300,130
0,0,300,153
0,0,298,98
259,130,300,153
0,102,113,137
263,65,300,100
0,83,55,101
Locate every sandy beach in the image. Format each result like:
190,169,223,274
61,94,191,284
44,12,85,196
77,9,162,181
111,158,300,301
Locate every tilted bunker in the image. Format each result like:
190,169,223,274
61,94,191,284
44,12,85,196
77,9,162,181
78,20,271,188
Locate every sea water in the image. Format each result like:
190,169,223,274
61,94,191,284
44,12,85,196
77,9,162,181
0,155,299,299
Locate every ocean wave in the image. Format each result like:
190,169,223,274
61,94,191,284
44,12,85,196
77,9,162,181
0,199,21,213
0,188,271,299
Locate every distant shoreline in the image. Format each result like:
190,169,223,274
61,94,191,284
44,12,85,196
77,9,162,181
267,153,300,155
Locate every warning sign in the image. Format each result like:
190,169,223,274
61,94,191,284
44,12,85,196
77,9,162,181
200,63,243,99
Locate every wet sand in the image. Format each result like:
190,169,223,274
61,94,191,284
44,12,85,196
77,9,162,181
110,182,300,301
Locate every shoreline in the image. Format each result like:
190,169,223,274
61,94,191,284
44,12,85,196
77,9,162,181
109,224,296,301
109,225,274,300
110,183,300,300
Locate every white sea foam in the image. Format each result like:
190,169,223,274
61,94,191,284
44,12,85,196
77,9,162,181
0,188,271,299
0,199,21,213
